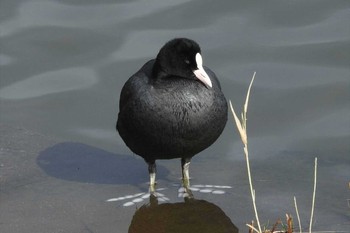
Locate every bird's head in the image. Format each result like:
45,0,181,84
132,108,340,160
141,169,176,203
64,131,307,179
154,38,212,88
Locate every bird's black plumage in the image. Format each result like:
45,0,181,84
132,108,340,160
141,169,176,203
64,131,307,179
116,38,227,193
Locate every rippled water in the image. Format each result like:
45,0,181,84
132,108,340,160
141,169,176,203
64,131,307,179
1,0,349,232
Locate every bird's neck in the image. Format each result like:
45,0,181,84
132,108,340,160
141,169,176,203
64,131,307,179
152,59,169,80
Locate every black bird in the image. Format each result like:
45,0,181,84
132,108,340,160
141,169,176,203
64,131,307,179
117,38,227,194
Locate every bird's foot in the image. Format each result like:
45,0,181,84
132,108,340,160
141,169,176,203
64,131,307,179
106,188,169,207
179,178,194,198
149,182,157,195
184,186,194,199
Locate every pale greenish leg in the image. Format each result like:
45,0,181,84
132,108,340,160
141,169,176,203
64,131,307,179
148,162,156,194
181,158,193,197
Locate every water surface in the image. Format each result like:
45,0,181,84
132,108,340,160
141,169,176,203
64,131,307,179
1,0,349,232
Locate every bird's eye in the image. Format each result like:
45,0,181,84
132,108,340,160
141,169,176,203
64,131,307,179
184,59,190,65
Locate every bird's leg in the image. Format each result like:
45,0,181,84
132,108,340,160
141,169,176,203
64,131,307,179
181,157,193,197
147,161,156,195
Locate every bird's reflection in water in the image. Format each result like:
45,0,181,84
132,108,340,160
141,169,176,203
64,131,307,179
128,195,239,233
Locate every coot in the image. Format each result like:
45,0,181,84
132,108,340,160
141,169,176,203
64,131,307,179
117,38,227,193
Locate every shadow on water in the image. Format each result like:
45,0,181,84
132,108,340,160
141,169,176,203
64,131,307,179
36,142,169,185
129,195,239,233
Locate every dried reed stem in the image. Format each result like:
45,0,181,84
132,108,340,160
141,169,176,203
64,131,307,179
245,223,260,233
286,214,293,233
294,196,302,233
230,72,262,233
309,157,318,233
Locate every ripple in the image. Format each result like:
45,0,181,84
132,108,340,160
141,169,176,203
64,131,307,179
0,0,192,36
212,190,226,194
199,189,212,193
123,202,135,207
0,67,98,100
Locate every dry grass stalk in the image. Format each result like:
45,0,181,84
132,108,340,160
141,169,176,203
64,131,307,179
309,157,318,233
347,182,350,208
246,223,260,233
286,214,293,233
260,215,292,233
294,196,302,233
270,219,282,233
249,221,255,233
230,72,262,233
231,73,319,233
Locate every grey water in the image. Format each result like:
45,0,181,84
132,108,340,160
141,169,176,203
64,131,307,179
1,0,349,232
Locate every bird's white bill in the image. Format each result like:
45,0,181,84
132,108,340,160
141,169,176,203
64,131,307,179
193,53,212,88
